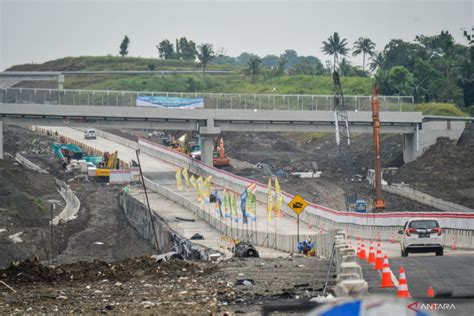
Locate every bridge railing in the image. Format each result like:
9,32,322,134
0,87,415,111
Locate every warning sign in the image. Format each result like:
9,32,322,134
288,194,309,215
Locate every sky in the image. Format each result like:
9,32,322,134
0,0,472,71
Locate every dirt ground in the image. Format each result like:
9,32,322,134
0,126,156,268
0,255,332,314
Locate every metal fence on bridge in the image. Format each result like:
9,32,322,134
0,88,415,112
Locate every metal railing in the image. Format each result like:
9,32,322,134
0,87,415,111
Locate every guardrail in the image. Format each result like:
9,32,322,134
0,87,414,111
136,137,474,249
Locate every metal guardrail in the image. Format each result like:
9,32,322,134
0,87,415,112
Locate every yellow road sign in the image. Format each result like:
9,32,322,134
288,194,309,215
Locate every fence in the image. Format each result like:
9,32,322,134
136,137,474,249
0,87,415,112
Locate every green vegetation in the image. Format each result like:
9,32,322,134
119,36,130,57
414,103,468,117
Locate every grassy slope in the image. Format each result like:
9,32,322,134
8,56,466,116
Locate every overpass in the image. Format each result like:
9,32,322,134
0,72,65,90
0,102,469,164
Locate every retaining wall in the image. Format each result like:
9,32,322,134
119,192,220,260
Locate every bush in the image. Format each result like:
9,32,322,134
414,103,468,116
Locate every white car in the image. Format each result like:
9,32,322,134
84,129,96,140
399,218,444,257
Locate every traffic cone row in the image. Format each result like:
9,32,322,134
367,241,376,264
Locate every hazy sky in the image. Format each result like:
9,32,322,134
0,0,472,70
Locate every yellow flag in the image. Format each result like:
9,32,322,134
196,176,204,203
204,176,212,203
182,168,190,188
175,168,183,190
189,175,197,189
267,177,273,223
274,177,283,222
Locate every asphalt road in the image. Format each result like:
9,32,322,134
362,255,474,315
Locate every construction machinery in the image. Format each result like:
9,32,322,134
212,137,231,167
371,84,385,211
167,133,191,154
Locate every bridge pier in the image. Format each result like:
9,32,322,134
403,121,466,163
0,120,3,159
199,118,221,166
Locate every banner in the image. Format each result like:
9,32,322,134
203,176,212,204
246,183,257,221
196,176,204,202
189,175,197,189
240,188,248,224
274,177,283,221
231,193,239,222
136,95,204,109
216,190,223,218
223,189,232,219
175,168,182,190
267,178,273,223
182,168,190,189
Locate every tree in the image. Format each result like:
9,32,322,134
261,55,280,67
119,35,130,57
147,64,156,71
352,37,376,71
157,40,174,59
281,49,298,68
368,52,384,72
387,66,414,96
196,43,215,74
245,56,262,80
178,37,197,60
321,32,349,72
338,58,352,76
236,52,259,66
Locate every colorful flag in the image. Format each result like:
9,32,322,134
189,175,197,189
175,168,183,190
182,168,190,188
231,193,239,222
203,176,212,204
245,183,257,221
267,178,273,223
216,190,223,218
196,176,204,202
223,189,232,218
274,177,283,221
240,188,248,224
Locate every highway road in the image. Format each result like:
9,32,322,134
48,127,318,255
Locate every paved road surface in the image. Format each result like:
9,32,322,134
49,127,299,257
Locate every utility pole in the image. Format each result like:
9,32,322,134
136,149,160,252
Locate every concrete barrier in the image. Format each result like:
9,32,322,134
119,192,220,260
14,153,48,174
52,180,81,225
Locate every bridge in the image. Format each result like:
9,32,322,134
0,101,470,164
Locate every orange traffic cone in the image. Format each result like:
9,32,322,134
356,241,361,258
367,241,376,264
376,232,381,242
308,223,313,229
359,241,367,260
380,255,395,288
397,266,411,298
389,232,396,243
373,243,383,270
427,286,435,298
451,237,457,250
356,235,361,241
319,225,323,233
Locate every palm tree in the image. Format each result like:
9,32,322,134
321,32,349,72
352,37,376,71
368,51,384,72
196,43,215,74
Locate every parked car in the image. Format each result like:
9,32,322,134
399,218,444,257
84,129,96,140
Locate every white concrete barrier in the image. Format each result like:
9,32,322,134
52,180,80,225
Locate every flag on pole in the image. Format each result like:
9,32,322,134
216,190,223,218
196,176,204,203
189,175,197,189
274,177,283,222
182,168,190,188
223,189,232,218
245,183,257,221
240,188,248,224
267,178,273,223
203,176,212,204
231,193,239,222
175,168,183,190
